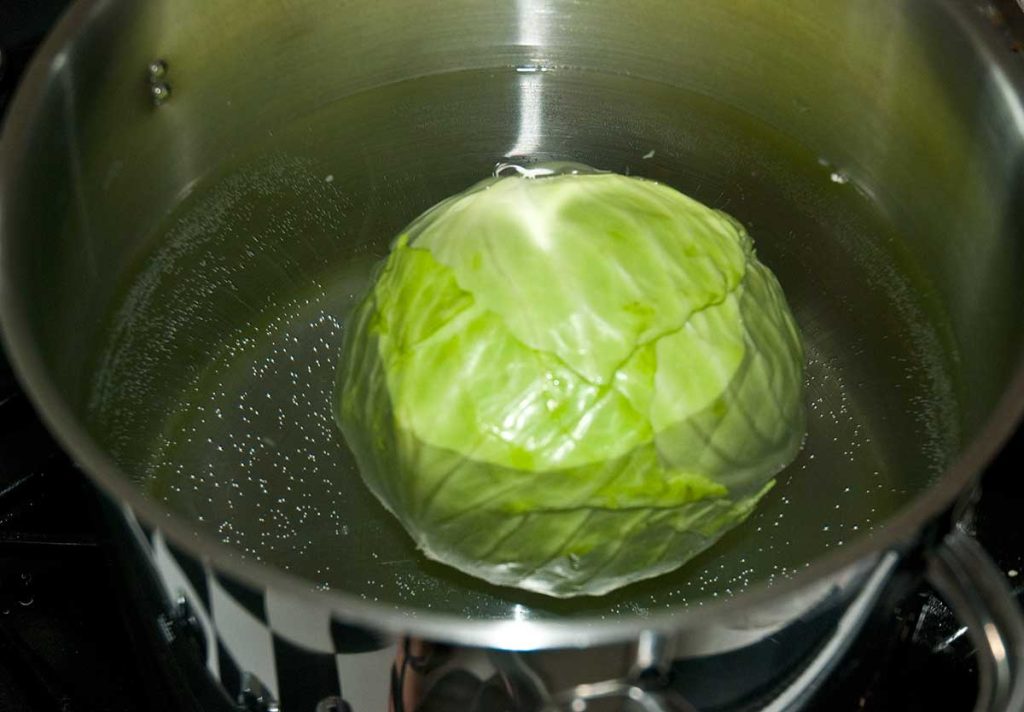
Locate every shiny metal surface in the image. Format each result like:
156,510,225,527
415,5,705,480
379,535,1023,711
928,529,1024,712
760,553,901,712
2,0,1024,652
385,554,892,710
81,69,919,621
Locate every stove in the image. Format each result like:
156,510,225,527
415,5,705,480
0,359,150,712
2,4,1024,711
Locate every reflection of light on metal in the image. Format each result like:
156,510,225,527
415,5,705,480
937,625,968,651
506,0,549,157
50,51,69,73
985,621,1008,665
512,604,528,621
516,0,548,48
991,68,1024,136
506,72,543,158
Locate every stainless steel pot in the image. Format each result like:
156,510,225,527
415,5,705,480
3,0,1024,710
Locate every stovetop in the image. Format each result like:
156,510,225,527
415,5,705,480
3,3,1024,711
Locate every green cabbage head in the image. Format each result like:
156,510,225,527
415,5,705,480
336,169,805,597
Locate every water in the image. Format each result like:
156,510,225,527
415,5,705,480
87,67,959,620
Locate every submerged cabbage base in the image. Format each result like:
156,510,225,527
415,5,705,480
336,167,806,598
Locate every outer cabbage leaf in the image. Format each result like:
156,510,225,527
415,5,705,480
336,171,805,597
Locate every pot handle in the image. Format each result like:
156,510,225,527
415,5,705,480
541,529,1022,712
926,527,1024,712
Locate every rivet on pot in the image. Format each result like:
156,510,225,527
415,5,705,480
150,82,172,106
147,59,168,81
146,59,171,106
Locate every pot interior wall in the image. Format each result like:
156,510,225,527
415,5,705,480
3,0,1024,621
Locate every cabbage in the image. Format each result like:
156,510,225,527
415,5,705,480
336,168,805,597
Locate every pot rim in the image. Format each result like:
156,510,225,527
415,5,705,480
2,0,1023,650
